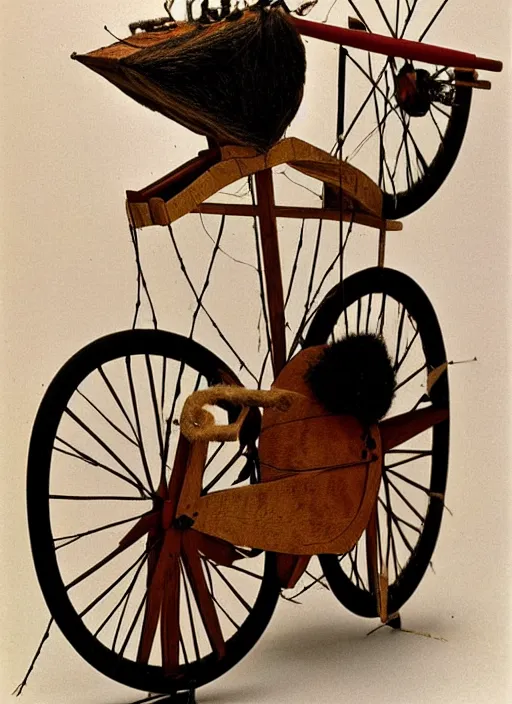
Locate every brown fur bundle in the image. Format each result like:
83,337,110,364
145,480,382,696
73,6,306,151
305,334,396,424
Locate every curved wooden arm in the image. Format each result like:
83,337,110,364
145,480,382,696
180,386,301,442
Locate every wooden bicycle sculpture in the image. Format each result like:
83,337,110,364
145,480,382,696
27,2,502,701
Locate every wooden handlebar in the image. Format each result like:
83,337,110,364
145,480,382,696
292,17,503,73
180,386,301,442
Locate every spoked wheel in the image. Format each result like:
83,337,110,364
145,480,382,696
27,329,280,694
304,268,449,618
301,0,472,219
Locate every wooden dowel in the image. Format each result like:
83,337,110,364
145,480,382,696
292,17,503,73
194,203,402,231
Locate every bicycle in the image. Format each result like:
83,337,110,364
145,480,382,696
26,2,502,700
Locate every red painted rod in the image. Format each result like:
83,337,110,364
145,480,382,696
292,17,503,73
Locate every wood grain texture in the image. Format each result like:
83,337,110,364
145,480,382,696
379,406,448,452
137,528,181,665
193,203,402,231
254,169,287,376
176,440,209,517
125,137,384,228
188,448,380,555
160,548,181,675
185,347,382,555
181,531,226,658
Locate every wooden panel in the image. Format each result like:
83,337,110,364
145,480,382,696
188,450,381,556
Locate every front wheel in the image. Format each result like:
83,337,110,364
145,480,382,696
27,329,280,694
304,268,450,617
295,1,472,219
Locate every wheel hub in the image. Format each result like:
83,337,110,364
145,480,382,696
395,62,455,117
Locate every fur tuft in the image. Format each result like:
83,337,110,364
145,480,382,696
305,334,395,424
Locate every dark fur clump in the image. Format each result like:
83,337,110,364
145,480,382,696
305,334,396,424
122,7,306,150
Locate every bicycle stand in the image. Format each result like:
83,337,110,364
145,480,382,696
139,690,197,704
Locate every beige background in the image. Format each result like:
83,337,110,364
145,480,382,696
1,1,511,702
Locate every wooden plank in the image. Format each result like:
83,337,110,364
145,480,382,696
379,568,389,623
276,555,311,589
176,440,209,517
126,137,386,229
160,548,181,675
137,528,181,665
181,531,226,658
184,348,383,555
118,510,160,550
189,531,242,568
379,407,448,452
254,169,287,377
164,433,191,526
365,505,380,601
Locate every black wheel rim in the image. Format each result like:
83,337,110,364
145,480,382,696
305,267,449,617
27,329,280,693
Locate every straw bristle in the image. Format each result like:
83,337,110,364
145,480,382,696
75,7,306,150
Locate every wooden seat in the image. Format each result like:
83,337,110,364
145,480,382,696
126,137,402,232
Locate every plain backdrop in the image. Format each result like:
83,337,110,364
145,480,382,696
1,1,511,703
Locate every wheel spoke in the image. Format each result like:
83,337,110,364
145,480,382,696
386,475,426,524
93,546,153,638
54,437,148,496
125,356,156,495
203,560,240,630
145,354,166,462
54,511,148,550
386,468,431,495
418,0,450,42
79,549,149,619
372,0,396,37
98,365,139,441
76,388,138,447
385,451,432,470
63,408,150,495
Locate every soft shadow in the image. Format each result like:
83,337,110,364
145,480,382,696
117,682,270,704
197,682,272,703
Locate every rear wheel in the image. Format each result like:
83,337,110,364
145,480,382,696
304,268,449,617
27,329,280,693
